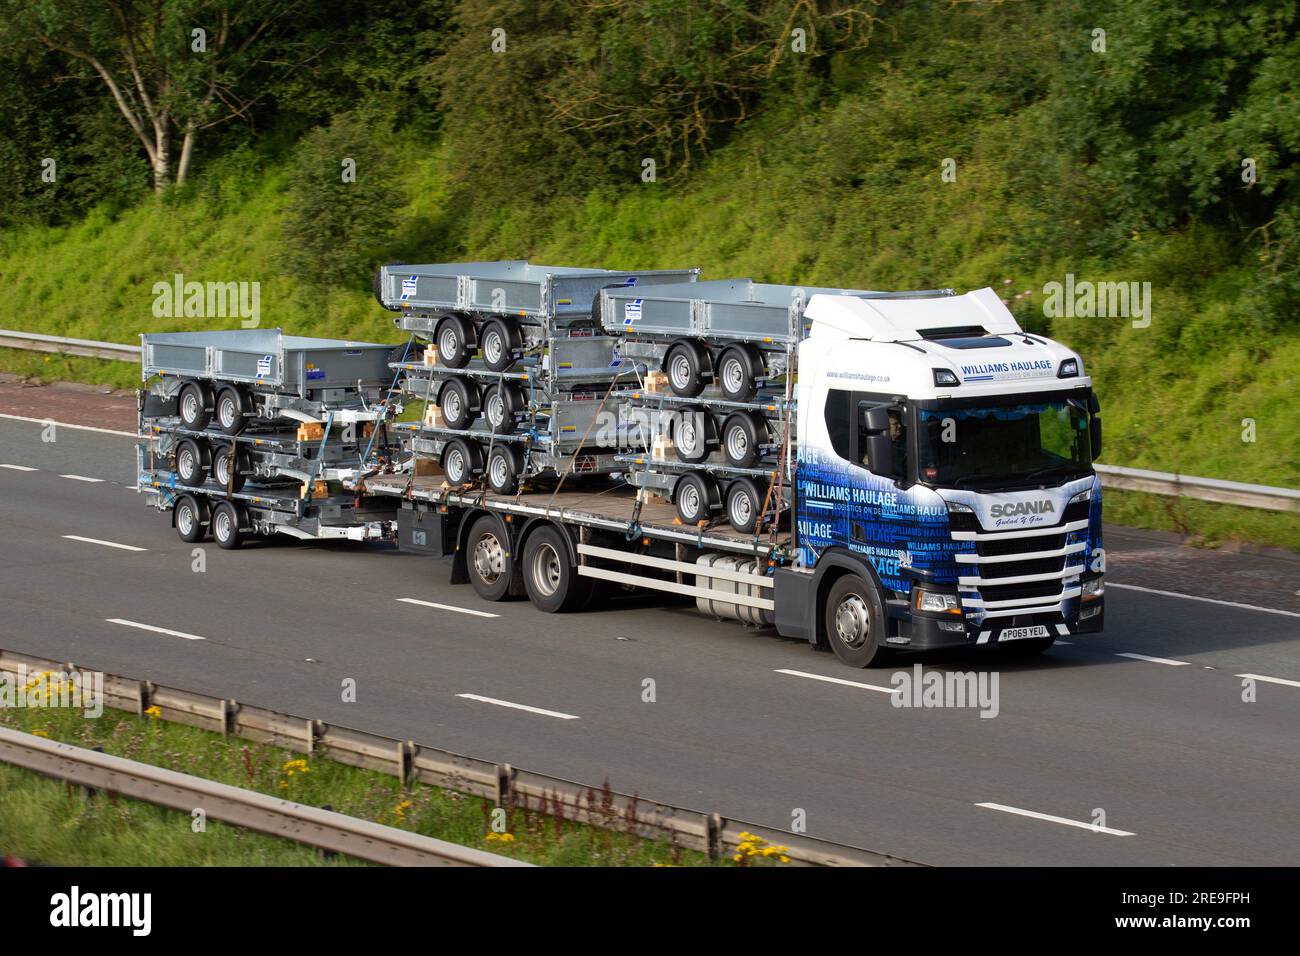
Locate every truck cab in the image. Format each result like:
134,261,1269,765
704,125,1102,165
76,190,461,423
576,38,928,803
780,287,1104,666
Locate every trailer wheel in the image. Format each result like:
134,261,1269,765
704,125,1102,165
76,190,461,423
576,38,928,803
673,472,717,525
665,342,707,398
437,377,478,430
466,515,513,601
725,477,764,533
479,319,519,372
174,495,206,543
824,574,887,667
722,412,766,468
442,439,481,486
522,525,591,612
211,501,245,550
214,386,248,434
486,444,523,495
212,444,247,492
175,438,208,485
435,315,474,369
717,345,764,401
673,408,712,463
483,383,522,434
178,381,211,430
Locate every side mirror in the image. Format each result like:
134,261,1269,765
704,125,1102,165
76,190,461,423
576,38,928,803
1089,416,1102,461
861,405,896,477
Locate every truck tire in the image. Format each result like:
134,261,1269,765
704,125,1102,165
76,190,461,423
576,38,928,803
725,477,764,533
437,377,478,430
479,319,519,372
211,500,245,550
824,574,887,667
722,412,766,468
174,495,206,543
665,341,707,398
435,315,474,369
214,386,248,435
442,439,480,486
466,515,513,602
482,383,522,434
717,345,764,401
674,472,717,525
673,408,711,463
175,438,208,485
178,380,211,431
522,525,591,612
212,444,247,492
486,444,523,495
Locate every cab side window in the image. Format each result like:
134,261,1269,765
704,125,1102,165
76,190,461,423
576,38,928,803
824,389,853,461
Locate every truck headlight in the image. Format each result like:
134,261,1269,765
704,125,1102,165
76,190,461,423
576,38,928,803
945,500,974,514
932,368,960,387
1081,577,1104,600
915,589,962,614
1058,358,1080,378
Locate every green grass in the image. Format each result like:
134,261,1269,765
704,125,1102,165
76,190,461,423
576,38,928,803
0,679,727,867
1103,489,1300,553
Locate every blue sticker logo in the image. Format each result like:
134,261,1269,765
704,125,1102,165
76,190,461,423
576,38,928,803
623,298,643,326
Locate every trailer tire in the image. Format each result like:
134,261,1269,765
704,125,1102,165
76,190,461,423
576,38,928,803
466,515,513,602
212,444,247,492
175,438,208,485
486,444,523,495
483,383,522,434
211,500,245,550
480,319,519,372
522,525,591,612
442,439,480,486
725,477,764,534
722,412,766,468
673,472,717,525
673,408,712,463
435,315,474,369
214,386,248,434
178,380,211,431
174,495,206,543
717,345,764,401
824,574,887,668
437,378,478,430
665,341,708,398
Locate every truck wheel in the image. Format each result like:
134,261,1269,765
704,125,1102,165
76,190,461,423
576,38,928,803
674,472,717,525
435,315,474,369
480,319,519,372
211,500,245,550
483,383,521,434
722,412,765,468
665,342,707,398
725,477,764,533
442,439,480,486
673,408,711,463
214,386,247,434
437,377,478,430
467,515,513,601
717,345,764,401
174,495,206,543
522,525,591,612
487,444,523,495
175,438,208,485
824,575,887,667
212,444,247,492
178,381,211,430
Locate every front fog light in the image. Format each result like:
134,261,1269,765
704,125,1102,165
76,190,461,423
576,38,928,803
1082,577,1104,600
915,589,962,614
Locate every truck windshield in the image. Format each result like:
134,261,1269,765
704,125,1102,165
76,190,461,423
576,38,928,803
915,397,1092,488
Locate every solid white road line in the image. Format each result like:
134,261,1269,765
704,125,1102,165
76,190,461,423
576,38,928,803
0,413,138,438
775,668,895,694
1109,582,1300,620
396,597,500,619
62,534,146,552
105,618,205,641
0,464,38,471
456,693,579,720
59,474,104,483
1115,652,1192,667
1236,673,1300,689
976,802,1135,836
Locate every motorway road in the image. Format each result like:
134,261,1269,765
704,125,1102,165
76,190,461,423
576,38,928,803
1,415,1298,866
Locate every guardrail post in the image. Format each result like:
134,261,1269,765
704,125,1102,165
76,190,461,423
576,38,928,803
397,740,414,784
136,680,154,717
495,763,514,808
306,719,321,756
706,812,723,861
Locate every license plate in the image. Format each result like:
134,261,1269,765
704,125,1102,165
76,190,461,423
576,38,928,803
1000,625,1049,642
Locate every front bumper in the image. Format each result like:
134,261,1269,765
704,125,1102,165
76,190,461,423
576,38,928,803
895,597,1104,650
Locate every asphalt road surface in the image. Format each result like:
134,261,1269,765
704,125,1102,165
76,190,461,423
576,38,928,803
1,415,1297,866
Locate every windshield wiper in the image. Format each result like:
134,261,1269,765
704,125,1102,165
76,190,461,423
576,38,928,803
1019,464,1083,485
